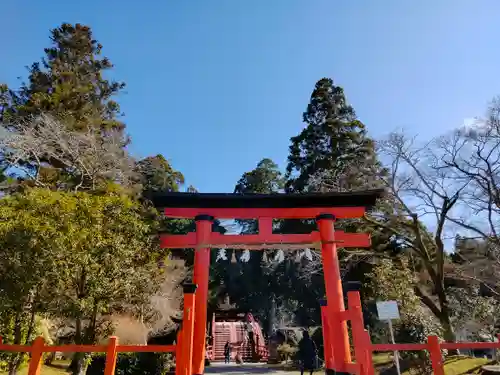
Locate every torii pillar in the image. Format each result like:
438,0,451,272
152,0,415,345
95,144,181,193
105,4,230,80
154,189,383,375
192,215,213,375
317,214,351,374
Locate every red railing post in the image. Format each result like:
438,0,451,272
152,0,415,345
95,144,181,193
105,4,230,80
192,215,213,375
176,328,184,375
319,299,335,372
27,336,45,375
428,336,444,375
348,291,367,374
362,330,375,375
317,214,351,372
103,336,119,375
496,334,500,362
182,283,197,375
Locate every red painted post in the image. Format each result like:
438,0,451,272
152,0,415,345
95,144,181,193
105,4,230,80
348,291,366,373
27,336,45,375
104,336,119,375
497,334,500,362
176,328,184,375
192,215,213,375
319,300,335,371
182,283,197,375
428,336,444,375
362,330,375,375
317,214,351,372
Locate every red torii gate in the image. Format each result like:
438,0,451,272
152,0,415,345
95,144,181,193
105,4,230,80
153,190,383,375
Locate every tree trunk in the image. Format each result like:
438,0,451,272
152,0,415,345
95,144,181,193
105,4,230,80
434,277,459,355
44,352,56,365
71,353,90,375
71,305,99,375
10,305,39,375
69,317,83,375
440,311,459,356
8,356,22,375
8,311,24,375
268,295,276,338
70,270,89,375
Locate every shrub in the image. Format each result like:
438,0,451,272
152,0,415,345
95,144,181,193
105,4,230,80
310,326,323,359
86,352,173,375
395,310,443,375
277,343,298,363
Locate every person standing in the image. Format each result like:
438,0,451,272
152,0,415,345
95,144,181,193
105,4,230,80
224,341,231,364
245,313,256,360
298,330,317,375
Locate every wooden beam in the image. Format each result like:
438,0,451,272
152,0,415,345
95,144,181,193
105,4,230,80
163,207,366,219
160,231,370,249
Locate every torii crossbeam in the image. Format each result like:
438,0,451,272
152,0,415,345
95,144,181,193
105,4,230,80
152,190,384,375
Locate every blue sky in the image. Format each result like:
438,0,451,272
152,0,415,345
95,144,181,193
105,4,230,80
2,0,500,193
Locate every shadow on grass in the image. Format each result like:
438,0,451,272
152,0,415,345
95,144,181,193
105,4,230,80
465,359,497,374
205,364,300,374
46,363,68,371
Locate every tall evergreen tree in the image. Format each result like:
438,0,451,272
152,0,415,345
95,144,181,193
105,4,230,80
285,78,379,193
3,23,125,132
212,159,323,333
234,158,284,234
282,78,389,329
208,160,284,330
136,155,186,194
234,158,284,195
0,23,127,190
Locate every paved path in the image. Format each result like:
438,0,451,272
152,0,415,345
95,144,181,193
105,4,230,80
205,363,298,375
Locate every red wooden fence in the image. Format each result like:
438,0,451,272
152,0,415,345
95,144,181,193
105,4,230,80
370,335,500,375
0,283,199,375
2,287,499,375
335,291,500,375
0,336,177,375
3,333,499,375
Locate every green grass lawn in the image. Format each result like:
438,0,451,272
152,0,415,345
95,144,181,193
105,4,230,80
0,361,70,375
0,356,494,375
253,353,493,374
440,355,491,374
372,353,492,375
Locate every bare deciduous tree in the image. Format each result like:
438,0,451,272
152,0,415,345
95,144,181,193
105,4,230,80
307,157,383,193
435,100,500,295
111,260,186,345
363,105,500,345
148,259,186,336
0,114,136,191
437,105,500,241
361,131,467,345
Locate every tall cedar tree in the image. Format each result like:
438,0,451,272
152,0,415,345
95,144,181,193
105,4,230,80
211,159,285,308
4,23,125,132
136,155,186,195
209,159,295,332
283,79,389,326
234,158,285,234
285,78,377,193
234,158,285,195
1,23,127,189
217,159,324,330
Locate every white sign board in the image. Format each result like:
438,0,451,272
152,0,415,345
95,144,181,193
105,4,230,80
376,300,400,320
